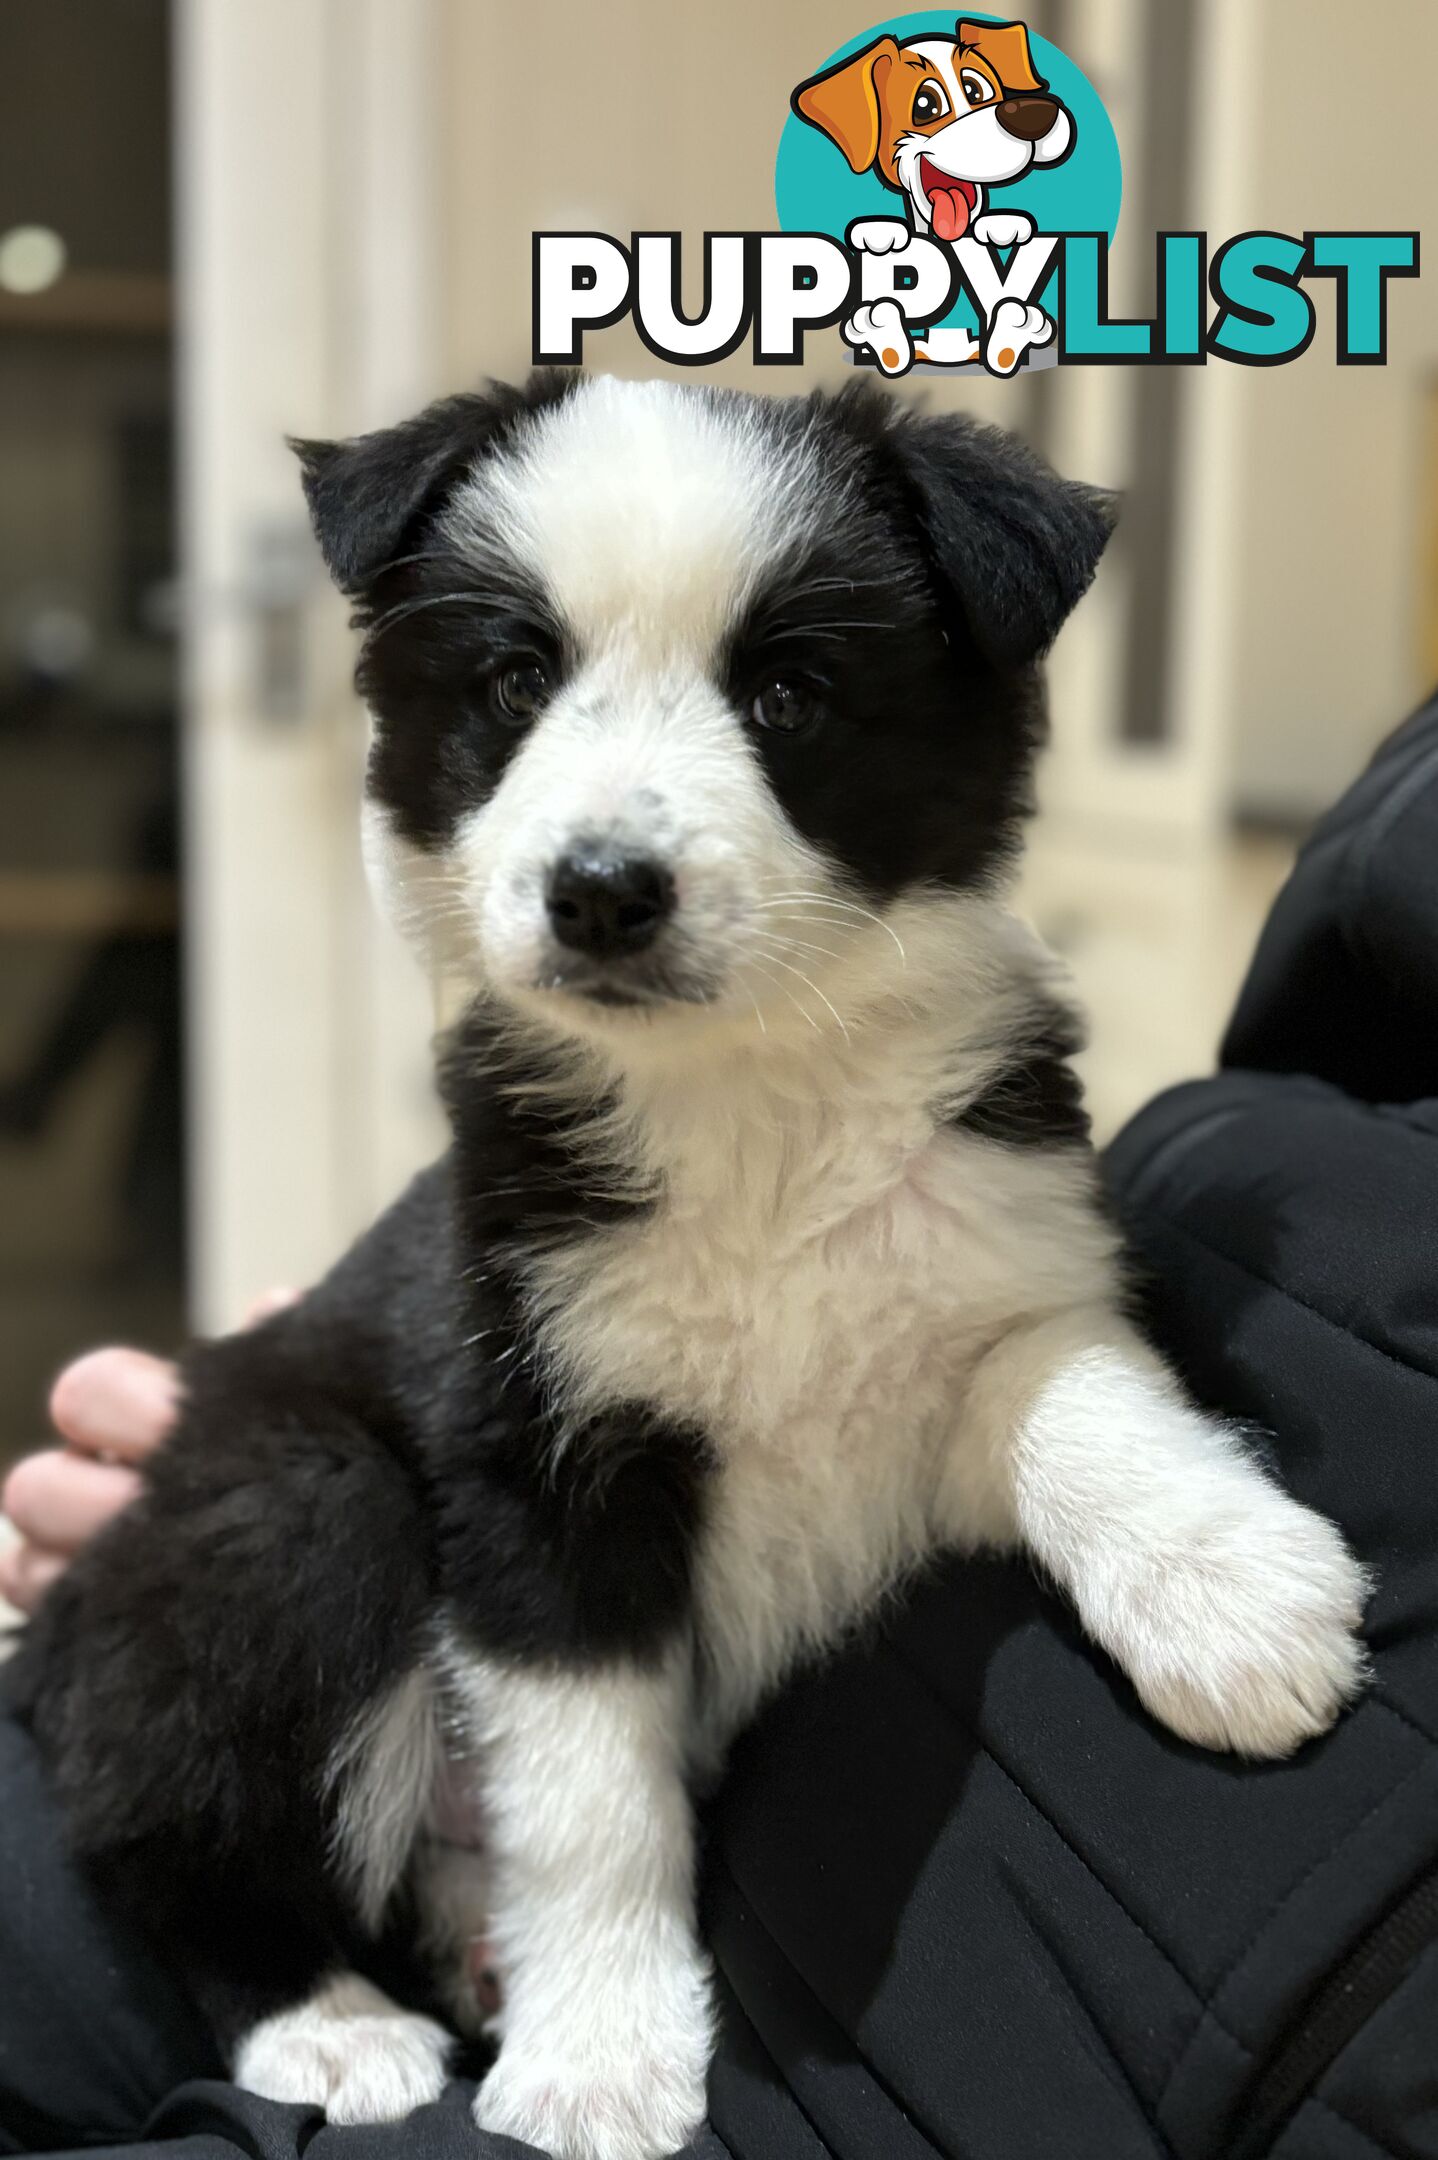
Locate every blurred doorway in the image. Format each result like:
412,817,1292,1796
0,0,182,1461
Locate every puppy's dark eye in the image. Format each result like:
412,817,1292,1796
493,656,550,725
959,68,993,107
750,679,822,737
912,80,951,125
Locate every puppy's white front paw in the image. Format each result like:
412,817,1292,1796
847,216,911,254
973,210,1034,247
475,1972,711,2160
475,2045,706,2160
1113,1494,1370,1758
234,1974,451,2125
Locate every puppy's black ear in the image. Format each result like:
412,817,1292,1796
291,372,577,595
885,408,1116,669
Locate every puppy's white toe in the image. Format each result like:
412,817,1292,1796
234,1974,451,2125
1117,1497,1370,1758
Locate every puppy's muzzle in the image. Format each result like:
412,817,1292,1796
995,94,1059,141
545,848,676,959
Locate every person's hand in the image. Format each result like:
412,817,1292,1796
0,1289,298,1615
0,1350,178,1612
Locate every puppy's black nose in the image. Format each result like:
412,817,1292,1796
995,93,1059,141
545,851,675,957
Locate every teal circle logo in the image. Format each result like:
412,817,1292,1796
775,13,1122,350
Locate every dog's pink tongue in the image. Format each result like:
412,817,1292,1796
930,186,970,242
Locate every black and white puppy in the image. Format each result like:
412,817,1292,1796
14,372,1368,2160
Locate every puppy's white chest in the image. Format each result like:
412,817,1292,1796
538,1129,986,1439
529,1128,1019,1725
527,1106,1110,1733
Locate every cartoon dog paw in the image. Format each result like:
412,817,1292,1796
984,298,1053,376
847,217,912,255
843,300,912,376
912,325,982,368
972,210,1036,249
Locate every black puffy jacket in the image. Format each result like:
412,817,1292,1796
4,705,1436,2160
702,697,1438,2160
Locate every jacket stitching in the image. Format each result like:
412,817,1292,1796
710,1844,950,2158
1137,1212,1438,1390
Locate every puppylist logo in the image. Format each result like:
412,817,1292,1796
533,12,1419,376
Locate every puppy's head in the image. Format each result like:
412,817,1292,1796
794,17,1073,238
295,373,1110,1048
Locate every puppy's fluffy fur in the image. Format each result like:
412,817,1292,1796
12,374,1368,2160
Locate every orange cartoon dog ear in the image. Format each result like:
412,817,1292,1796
956,17,1046,93
792,37,900,174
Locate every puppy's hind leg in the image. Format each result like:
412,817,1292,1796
234,1972,451,2124
937,1307,1370,1757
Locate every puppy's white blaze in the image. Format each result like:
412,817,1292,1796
457,664,822,1011
326,1667,439,1934
445,377,826,663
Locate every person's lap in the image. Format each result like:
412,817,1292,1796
0,1710,218,2155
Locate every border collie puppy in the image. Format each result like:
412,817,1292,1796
14,373,1367,2160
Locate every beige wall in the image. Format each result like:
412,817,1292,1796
1199,0,1436,819
439,0,856,395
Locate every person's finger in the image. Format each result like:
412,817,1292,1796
48,1348,180,1461
0,1539,66,1616
239,1286,301,1329
2,1449,145,1554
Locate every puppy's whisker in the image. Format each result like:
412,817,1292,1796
751,946,850,1039
752,903,862,932
754,932,847,964
745,957,820,1035
756,919,863,952
754,894,907,963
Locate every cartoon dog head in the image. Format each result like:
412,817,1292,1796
793,18,1073,240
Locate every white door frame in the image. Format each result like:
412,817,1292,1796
177,0,444,1332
